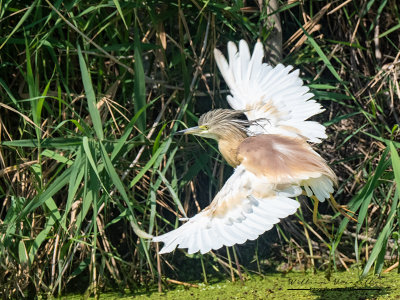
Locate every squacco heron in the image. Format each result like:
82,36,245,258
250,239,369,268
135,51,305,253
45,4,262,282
153,40,350,255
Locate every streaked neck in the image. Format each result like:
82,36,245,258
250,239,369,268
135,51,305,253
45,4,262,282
217,129,247,167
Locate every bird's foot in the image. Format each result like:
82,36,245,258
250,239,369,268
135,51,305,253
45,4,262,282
329,195,357,222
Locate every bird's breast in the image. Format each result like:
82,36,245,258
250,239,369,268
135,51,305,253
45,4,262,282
218,139,242,167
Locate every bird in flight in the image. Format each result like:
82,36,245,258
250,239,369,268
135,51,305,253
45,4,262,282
153,40,348,255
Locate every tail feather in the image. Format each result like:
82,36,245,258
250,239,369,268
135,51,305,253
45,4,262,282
303,175,335,202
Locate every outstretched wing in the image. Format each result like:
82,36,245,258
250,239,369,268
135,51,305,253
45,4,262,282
214,40,326,143
153,165,301,254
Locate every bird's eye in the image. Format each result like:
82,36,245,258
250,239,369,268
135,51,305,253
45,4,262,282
199,125,209,130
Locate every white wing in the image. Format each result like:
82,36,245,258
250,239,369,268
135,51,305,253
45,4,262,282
153,165,301,254
214,40,326,143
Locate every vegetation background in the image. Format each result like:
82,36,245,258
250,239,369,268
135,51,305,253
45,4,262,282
0,0,399,297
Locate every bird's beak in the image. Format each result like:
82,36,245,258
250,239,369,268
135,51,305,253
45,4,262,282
175,126,203,135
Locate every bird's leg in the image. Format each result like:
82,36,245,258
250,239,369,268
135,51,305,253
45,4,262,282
329,194,357,222
311,196,332,237
301,191,332,236
312,196,319,226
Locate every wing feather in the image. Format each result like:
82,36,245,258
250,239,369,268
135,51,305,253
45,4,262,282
237,134,337,202
214,40,326,143
153,166,301,254
239,40,251,81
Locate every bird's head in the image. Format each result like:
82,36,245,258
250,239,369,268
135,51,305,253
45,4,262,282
177,109,250,141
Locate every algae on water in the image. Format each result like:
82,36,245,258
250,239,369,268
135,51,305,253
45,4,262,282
62,270,400,299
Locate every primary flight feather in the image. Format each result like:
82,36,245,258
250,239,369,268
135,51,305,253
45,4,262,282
153,40,337,254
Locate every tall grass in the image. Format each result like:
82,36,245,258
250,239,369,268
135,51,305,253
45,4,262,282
0,0,399,297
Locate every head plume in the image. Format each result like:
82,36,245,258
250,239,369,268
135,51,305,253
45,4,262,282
197,109,251,140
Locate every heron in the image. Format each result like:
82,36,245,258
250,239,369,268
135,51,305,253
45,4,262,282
153,40,352,255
